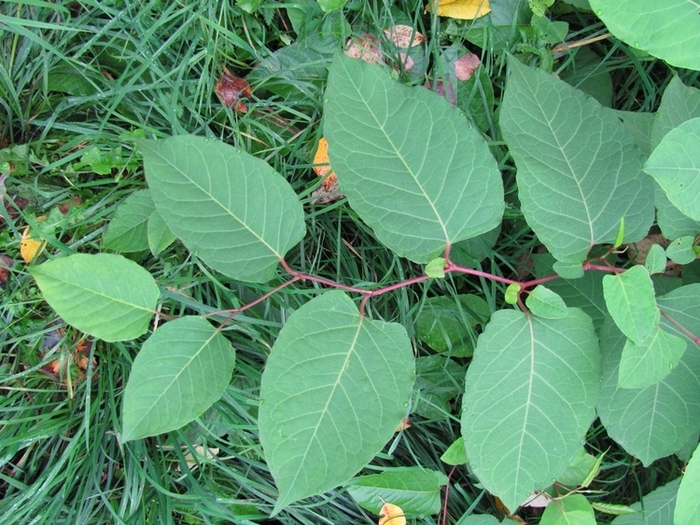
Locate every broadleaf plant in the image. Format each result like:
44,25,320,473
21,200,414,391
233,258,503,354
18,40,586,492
25,30,700,522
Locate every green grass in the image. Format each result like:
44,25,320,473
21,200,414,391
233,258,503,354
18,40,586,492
1,0,695,523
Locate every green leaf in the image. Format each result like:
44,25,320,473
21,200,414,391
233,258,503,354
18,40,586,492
541,494,595,525
258,291,415,513
533,253,608,330
651,77,700,150
602,266,659,345
455,514,501,525
500,57,653,266
618,327,687,389
425,257,446,278
30,253,158,342
441,437,468,465
147,210,176,256
666,236,697,265
246,40,331,102
645,244,667,275
656,188,700,240
675,444,700,525
561,47,613,107
346,467,448,517
462,308,601,510
556,448,599,489
317,0,346,12
645,118,700,221
614,110,654,157
553,262,584,279
103,189,154,253
526,285,568,319
589,0,700,70
591,502,639,516
529,0,554,18
121,316,235,442
611,478,679,525
505,283,521,304
138,136,305,283
415,294,491,357
413,356,465,420
598,285,700,465
324,53,504,263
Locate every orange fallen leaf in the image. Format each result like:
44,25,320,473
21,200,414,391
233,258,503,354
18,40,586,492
378,502,406,525
312,137,343,204
215,72,252,113
427,0,491,20
20,220,47,264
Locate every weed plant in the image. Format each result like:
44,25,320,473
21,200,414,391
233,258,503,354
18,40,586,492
1,1,696,523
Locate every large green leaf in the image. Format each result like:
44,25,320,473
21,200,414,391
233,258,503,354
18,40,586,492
138,136,306,283
500,57,653,265
675,444,700,525
602,266,659,345
258,291,415,514
121,316,235,442
611,478,680,525
30,253,159,342
645,118,700,221
323,53,504,263
462,308,601,510
598,285,700,465
346,467,448,517
589,0,700,71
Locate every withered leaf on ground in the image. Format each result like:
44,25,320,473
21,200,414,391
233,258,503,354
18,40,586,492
311,137,344,204
214,73,252,113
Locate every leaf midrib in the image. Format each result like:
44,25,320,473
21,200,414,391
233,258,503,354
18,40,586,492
343,59,450,244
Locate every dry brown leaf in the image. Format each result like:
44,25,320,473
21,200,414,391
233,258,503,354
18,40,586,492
378,502,406,525
454,53,481,80
428,0,491,20
384,25,426,48
397,52,415,72
625,233,669,265
214,73,252,113
344,34,383,64
0,255,12,289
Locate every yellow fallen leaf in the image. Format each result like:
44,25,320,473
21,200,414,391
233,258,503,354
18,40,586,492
378,502,406,525
428,0,491,20
20,221,47,263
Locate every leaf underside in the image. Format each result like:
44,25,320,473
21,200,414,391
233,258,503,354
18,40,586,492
139,136,306,283
259,291,415,514
324,53,504,263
